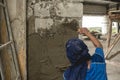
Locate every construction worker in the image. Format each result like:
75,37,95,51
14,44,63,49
63,28,107,80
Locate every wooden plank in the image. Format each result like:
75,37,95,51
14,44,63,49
3,0,21,79
107,17,112,48
109,10,120,13
105,33,120,58
0,57,5,80
0,41,12,49
0,14,11,80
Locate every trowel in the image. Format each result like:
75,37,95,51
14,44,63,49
68,19,83,40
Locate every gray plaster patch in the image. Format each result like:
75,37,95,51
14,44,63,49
28,21,79,80
28,16,35,35
28,33,63,80
27,0,83,80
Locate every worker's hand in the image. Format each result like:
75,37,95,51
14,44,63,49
78,28,103,48
77,28,90,35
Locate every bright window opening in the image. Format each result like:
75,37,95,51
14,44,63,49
82,15,108,34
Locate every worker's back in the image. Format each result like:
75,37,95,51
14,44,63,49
85,48,107,80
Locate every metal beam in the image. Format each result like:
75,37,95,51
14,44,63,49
84,0,117,5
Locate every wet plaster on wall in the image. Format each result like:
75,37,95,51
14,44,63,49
28,33,63,80
28,16,35,35
27,0,83,80
28,24,79,80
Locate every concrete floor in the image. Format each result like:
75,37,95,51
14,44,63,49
84,35,120,80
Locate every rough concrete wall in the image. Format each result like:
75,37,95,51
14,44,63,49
27,0,83,80
6,0,26,80
27,0,83,34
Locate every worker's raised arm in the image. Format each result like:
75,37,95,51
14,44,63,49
78,28,103,48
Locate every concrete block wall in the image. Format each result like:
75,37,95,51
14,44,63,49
27,0,83,34
27,0,83,80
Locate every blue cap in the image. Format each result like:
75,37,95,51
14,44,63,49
66,38,91,65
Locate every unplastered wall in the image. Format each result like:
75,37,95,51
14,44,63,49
27,0,83,80
27,0,83,34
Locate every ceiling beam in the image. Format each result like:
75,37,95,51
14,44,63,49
83,0,117,5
